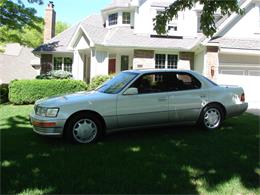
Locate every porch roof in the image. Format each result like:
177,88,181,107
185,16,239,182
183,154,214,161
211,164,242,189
209,37,260,51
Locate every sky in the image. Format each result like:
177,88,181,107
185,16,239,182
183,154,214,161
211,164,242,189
24,0,112,25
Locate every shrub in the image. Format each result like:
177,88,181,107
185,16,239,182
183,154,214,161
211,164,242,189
0,84,9,104
9,79,88,104
88,75,114,90
36,70,72,79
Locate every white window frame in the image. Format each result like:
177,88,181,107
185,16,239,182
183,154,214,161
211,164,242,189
52,54,73,72
155,53,178,69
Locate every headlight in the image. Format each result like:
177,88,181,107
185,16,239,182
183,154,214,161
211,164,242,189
35,106,59,117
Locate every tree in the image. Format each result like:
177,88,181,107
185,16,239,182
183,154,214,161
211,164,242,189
55,21,70,36
0,21,43,48
154,0,244,37
0,0,43,44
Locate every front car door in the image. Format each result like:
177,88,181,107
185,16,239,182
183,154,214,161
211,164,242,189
117,72,169,128
167,72,207,123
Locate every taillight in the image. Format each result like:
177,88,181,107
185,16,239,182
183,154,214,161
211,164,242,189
240,93,245,102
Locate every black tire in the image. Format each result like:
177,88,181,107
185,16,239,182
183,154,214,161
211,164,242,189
65,113,103,144
198,104,224,130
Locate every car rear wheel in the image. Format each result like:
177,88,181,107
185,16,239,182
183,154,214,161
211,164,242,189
66,114,102,144
199,104,224,130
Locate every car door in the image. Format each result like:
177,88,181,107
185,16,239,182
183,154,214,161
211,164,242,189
167,72,207,122
117,72,169,128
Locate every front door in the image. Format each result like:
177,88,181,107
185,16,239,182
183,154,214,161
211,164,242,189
108,59,116,74
117,72,169,128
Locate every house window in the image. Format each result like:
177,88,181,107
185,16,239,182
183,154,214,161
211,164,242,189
121,55,129,71
155,54,178,69
53,57,73,72
155,54,166,69
64,57,73,72
54,57,62,70
122,12,131,24
168,25,177,31
108,13,118,26
167,55,178,69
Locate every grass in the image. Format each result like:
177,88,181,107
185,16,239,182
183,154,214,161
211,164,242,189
0,104,259,194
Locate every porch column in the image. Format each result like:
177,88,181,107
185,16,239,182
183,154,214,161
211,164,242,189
72,50,84,80
90,49,108,79
205,46,219,80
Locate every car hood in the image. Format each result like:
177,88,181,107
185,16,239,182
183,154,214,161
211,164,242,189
36,91,102,107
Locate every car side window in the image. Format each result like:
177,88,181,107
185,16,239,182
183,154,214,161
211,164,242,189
166,72,201,91
130,73,168,94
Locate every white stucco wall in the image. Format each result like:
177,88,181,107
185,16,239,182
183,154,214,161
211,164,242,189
134,0,199,37
194,49,205,74
220,3,260,38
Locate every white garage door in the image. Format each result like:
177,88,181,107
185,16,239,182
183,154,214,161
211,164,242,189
219,54,260,76
218,54,260,109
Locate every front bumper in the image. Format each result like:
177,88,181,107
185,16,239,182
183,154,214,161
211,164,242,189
29,113,66,136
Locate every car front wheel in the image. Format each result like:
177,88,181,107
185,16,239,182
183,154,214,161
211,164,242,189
199,105,224,130
66,113,102,144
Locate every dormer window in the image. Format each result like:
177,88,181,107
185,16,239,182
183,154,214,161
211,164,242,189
108,13,118,26
123,12,131,24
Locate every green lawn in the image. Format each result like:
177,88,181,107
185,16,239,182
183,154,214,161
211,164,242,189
0,104,259,194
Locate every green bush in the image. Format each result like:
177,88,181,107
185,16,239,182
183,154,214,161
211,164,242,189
88,75,114,90
36,70,73,79
0,84,9,104
9,79,88,104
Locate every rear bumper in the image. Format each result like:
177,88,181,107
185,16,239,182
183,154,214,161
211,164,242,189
29,113,66,136
226,102,248,117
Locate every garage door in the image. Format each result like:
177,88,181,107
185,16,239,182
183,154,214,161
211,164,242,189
218,54,260,109
219,54,260,76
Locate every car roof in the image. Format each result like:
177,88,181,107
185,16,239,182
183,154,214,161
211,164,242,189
124,69,196,74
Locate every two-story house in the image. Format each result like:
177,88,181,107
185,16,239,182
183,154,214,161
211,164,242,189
33,0,260,84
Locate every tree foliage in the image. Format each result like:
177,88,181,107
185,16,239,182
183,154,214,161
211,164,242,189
0,21,43,48
55,21,70,36
154,0,244,37
0,0,44,45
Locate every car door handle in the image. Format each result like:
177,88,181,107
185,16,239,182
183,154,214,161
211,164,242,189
158,97,168,101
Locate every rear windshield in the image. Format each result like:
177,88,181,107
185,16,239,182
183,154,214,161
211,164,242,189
203,76,218,86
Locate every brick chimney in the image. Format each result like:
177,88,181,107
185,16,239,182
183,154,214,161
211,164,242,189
44,1,56,43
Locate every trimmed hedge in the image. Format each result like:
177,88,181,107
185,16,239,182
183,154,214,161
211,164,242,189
9,79,88,104
0,84,9,104
88,75,114,91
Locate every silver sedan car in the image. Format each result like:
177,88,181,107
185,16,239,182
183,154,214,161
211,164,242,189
30,69,248,144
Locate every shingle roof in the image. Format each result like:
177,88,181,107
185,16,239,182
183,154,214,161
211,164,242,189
102,27,200,50
33,23,79,53
209,37,260,50
34,14,200,53
0,44,39,84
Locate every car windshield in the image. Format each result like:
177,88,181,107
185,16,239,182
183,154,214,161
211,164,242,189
97,72,138,94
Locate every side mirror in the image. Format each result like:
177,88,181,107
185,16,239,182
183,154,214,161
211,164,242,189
123,87,138,95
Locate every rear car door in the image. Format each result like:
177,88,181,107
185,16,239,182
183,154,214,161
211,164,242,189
167,72,207,122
